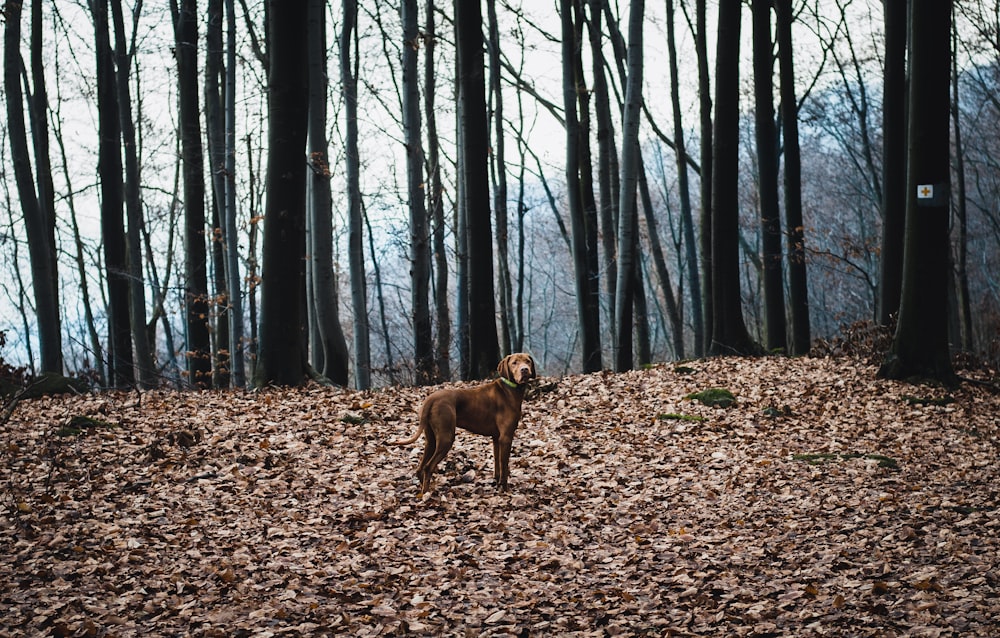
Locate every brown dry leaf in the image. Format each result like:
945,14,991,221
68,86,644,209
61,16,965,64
1,358,999,635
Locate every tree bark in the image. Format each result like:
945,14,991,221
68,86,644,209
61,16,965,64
456,0,500,379
403,0,434,383
879,0,956,386
775,0,810,355
341,0,371,389
695,0,714,355
876,0,907,326
307,0,349,385
752,0,786,353
173,0,212,388
614,0,645,372
6,0,62,375
254,0,310,387
424,0,450,381
709,0,758,357
94,0,135,386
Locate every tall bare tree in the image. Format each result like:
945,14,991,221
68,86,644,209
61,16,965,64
752,0,786,353
173,0,211,387
879,0,956,386
5,0,62,374
342,0,371,389
709,0,758,356
562,0,603,373
614,0,645,372
402,0,434,384
254,0,310,386
775,0,810,355
456,0,500,379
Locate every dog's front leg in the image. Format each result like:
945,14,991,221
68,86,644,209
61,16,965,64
495,434,513,490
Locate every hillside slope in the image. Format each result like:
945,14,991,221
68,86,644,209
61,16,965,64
2,356,998,636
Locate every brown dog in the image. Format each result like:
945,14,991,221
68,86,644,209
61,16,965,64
390,353,536,493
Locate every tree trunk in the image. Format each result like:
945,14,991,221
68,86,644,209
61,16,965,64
950,21,972,352
879,0,956,386
561,0,603,373
224,0,247,386
173,0,211,388
614,0,644,372
403,0,434,383
666,0,702,358
774,0,810,355
424,0,450,381
695,0,714,355
94,0,134,387
307,0,349,385
6,0,62,375
341,0,371,389
639,156,683,358
110,0,155,387
587,0,619,343
876,0,907,326
456,0,500,379
254,0,310,387
752,0,786,353
709,0,758,357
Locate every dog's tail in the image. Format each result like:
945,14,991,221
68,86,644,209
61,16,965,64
387,422,424,446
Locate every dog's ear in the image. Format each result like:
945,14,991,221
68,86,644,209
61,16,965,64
497,355,512,379
528,355,536,378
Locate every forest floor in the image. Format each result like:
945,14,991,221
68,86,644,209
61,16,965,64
2,355,999,637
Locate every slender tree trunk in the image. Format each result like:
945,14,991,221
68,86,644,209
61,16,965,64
775,0,810,355
6,0,62,374
709,0,757,357
172,0,211,387
224,0,246,386
587,0,619,341
456,0,500,379
950,22,972,352
307,0,349,385
614,0,645,372
639,157,683,358
562,0,603,373
424,0,450,381
341,0,371,388
403,0,434,383
876,0,907,326
752,0,786,353
110,0,155,387
666,0,702,357
254,0,310,387
695,0,714,354
94,0,134,386
879,0,956,386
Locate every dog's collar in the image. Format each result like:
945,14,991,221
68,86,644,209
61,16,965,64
499,376,520,388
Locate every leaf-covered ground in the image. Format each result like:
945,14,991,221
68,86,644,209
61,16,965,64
2,356,999,637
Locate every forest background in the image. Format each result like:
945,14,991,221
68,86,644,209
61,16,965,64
2,0,999,391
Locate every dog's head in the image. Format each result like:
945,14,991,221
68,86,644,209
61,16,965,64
498,353,536,386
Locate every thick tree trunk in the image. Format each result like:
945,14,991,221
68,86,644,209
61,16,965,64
775,0,810,355
879,0,956,386
94,0,135,387
173,0,211,388
876,0,907,326
7,0,62,375
709,0,758,357
404,0,434,384
614,0,644,372
752,0,786,353
456,0,500,379
254,0,310,387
